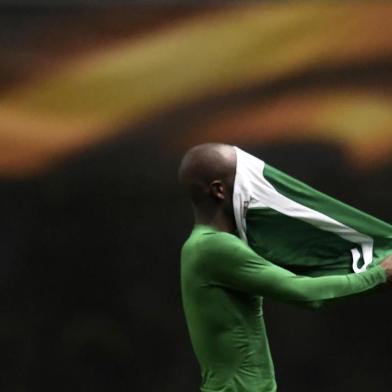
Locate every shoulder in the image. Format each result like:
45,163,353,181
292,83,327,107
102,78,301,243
196,231,255,260
198,230,240,246
182,230,241,253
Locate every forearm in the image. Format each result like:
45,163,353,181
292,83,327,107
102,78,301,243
264,265,386,302
204,232,387,302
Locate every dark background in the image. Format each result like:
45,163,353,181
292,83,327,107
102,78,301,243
0,3,391,391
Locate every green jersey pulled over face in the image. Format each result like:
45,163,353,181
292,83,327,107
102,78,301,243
181,224,386,392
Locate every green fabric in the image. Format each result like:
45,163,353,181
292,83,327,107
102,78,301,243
260,164,392,270
181,224,386,392
246,208,353,276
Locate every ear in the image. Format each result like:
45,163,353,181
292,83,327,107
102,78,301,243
210,180,225,201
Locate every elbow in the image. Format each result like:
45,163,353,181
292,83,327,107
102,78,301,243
287,285,315,303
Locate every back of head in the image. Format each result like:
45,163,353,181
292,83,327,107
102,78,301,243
178,143,236,206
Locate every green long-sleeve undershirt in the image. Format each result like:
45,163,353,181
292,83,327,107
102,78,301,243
181,224,386,392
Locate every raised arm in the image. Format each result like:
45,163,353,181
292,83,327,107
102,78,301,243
203,232,389,303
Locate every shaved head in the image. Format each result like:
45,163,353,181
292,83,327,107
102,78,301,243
178,143,236,206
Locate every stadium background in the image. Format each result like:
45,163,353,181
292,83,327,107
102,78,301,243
0,2,391,391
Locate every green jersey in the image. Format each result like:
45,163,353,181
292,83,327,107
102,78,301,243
233,147,392,277
181,224,386,392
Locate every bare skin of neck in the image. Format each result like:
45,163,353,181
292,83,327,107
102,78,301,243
193,204,237,235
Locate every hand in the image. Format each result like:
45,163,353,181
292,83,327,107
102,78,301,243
380,255,392,282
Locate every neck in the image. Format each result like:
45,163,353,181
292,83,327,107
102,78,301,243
193,206,237,234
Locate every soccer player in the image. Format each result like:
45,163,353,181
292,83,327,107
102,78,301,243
179,143,392,392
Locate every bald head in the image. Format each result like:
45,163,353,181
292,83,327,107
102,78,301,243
178,143,236,206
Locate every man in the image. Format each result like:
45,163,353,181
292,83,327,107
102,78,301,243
179,143,392,392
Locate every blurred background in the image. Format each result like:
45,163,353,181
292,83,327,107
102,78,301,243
0,2,392,391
